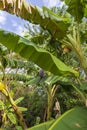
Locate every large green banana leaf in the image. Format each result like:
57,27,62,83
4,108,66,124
0,0,69,40
84,4,87,17
49,107,87,130
0,29,79,76
63,0,87,22
27,120,54,130
27,107,87,130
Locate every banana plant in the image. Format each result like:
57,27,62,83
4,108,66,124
63,0,87,23
0,28,79,126
60,0,87,74
0,0,87,130
0,29,78,77
28,107,87,130
50,107,87,130
0,0,87,75
0,0,70,40
0,29,79,130
28,119,54,130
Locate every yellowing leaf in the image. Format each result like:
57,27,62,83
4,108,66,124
0,82,4,91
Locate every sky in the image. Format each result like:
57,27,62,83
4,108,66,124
0,0,63,36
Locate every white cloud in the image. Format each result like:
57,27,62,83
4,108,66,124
43,0,63,7
0,11,7,25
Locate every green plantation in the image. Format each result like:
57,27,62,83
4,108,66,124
0,0,87,130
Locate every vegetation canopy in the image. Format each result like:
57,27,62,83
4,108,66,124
0,0,87,130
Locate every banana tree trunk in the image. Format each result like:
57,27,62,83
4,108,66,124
47,85,59,120
47,85,53,120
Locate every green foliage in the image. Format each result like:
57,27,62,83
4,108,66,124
0,96,27,129
49,107,87,130
20,89,47,127
57,87,84,113
0,100,4,110
27,107,87,130
63,0,87,22
28,120,54,130
0,29,79,76
16,126,23,130
22,3,70,40
14,97,24,105
0,100,17,127
7,112,16,124
0,1,87,130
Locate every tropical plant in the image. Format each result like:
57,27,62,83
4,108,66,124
0,97,27,129
27,107,87,130
0,0,87,130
